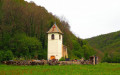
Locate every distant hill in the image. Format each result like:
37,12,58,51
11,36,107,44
0,0,95,61
86,31,120,62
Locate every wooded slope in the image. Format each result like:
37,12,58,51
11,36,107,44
0,0,95,61
87,31,120,62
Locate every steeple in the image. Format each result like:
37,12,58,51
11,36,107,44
47,24,63,34
47,23,68,60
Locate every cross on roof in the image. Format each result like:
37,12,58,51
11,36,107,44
52,25,56,31
47,24,63,34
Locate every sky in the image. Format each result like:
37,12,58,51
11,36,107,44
25,0,120,39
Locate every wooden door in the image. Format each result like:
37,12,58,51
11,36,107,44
50,56,55,60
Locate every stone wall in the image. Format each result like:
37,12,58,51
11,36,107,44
2,56,98,66
62,45,68,58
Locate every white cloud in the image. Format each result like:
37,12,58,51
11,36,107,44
25,0,120,39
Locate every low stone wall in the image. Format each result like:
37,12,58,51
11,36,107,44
2,60,48,66
59,60,93,65
2,59,96,66
2,56,98,65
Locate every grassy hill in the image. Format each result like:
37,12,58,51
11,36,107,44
86,31,120,62
0,0,95,61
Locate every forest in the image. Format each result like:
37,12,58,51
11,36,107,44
0,0,95,62
87,31,120,63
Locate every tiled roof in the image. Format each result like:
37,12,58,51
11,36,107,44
47,24,63,34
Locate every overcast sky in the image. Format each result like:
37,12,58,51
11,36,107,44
25,0,120,39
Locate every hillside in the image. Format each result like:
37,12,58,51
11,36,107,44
86,31,120,62
0,0,95,61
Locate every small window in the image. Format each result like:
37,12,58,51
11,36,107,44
51,34,54,40
59,35,61,40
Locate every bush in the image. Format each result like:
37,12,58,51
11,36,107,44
0,50,13,62
10,33,42,59
4,50,14,61
59,57,65,61
102,52,120,63
0,51,4,62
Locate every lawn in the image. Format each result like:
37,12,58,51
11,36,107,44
0,63,120,75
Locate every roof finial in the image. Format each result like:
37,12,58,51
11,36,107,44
55,22,56,25
54,22,59,32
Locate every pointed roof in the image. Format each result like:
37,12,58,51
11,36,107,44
47,24,63,34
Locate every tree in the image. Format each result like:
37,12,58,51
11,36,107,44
10,33,43,59
0,51,4,62
4,50,13,61
0,0,96,60
82,45,95,59
0,50,13,62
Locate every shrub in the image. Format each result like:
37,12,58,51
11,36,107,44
10,33,42,59
0,51,4,62
59,57,65,61
0,50,13,62
3,50,14,61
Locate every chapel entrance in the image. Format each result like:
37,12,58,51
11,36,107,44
50,56,55,60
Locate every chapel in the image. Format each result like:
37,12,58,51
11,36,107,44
47,24,68,60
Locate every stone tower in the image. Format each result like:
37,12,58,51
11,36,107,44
47,24,63,60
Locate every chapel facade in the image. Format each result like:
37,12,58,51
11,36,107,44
47,24,68,60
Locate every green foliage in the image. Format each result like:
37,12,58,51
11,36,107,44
82,45,95,59
4,50,14,61
10,33,43,59
0,0,95,61
87,31,120,62
87,31,120,52
0,51,4,62
102,52,120,63
71,38,95,59
59,57,65,61
0,50,13,62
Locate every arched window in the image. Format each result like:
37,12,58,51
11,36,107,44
51,34,54,40
59,35,61,40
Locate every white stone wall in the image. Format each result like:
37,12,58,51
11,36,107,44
48,33,63,60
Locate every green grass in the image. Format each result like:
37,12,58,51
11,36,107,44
0,63,120,75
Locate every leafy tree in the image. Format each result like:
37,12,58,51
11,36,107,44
0,51,4,62
87,30,120,62
102,52,120,63
4,50,14,61
0,0,95,61
10,33,43,59
0,50,13,62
